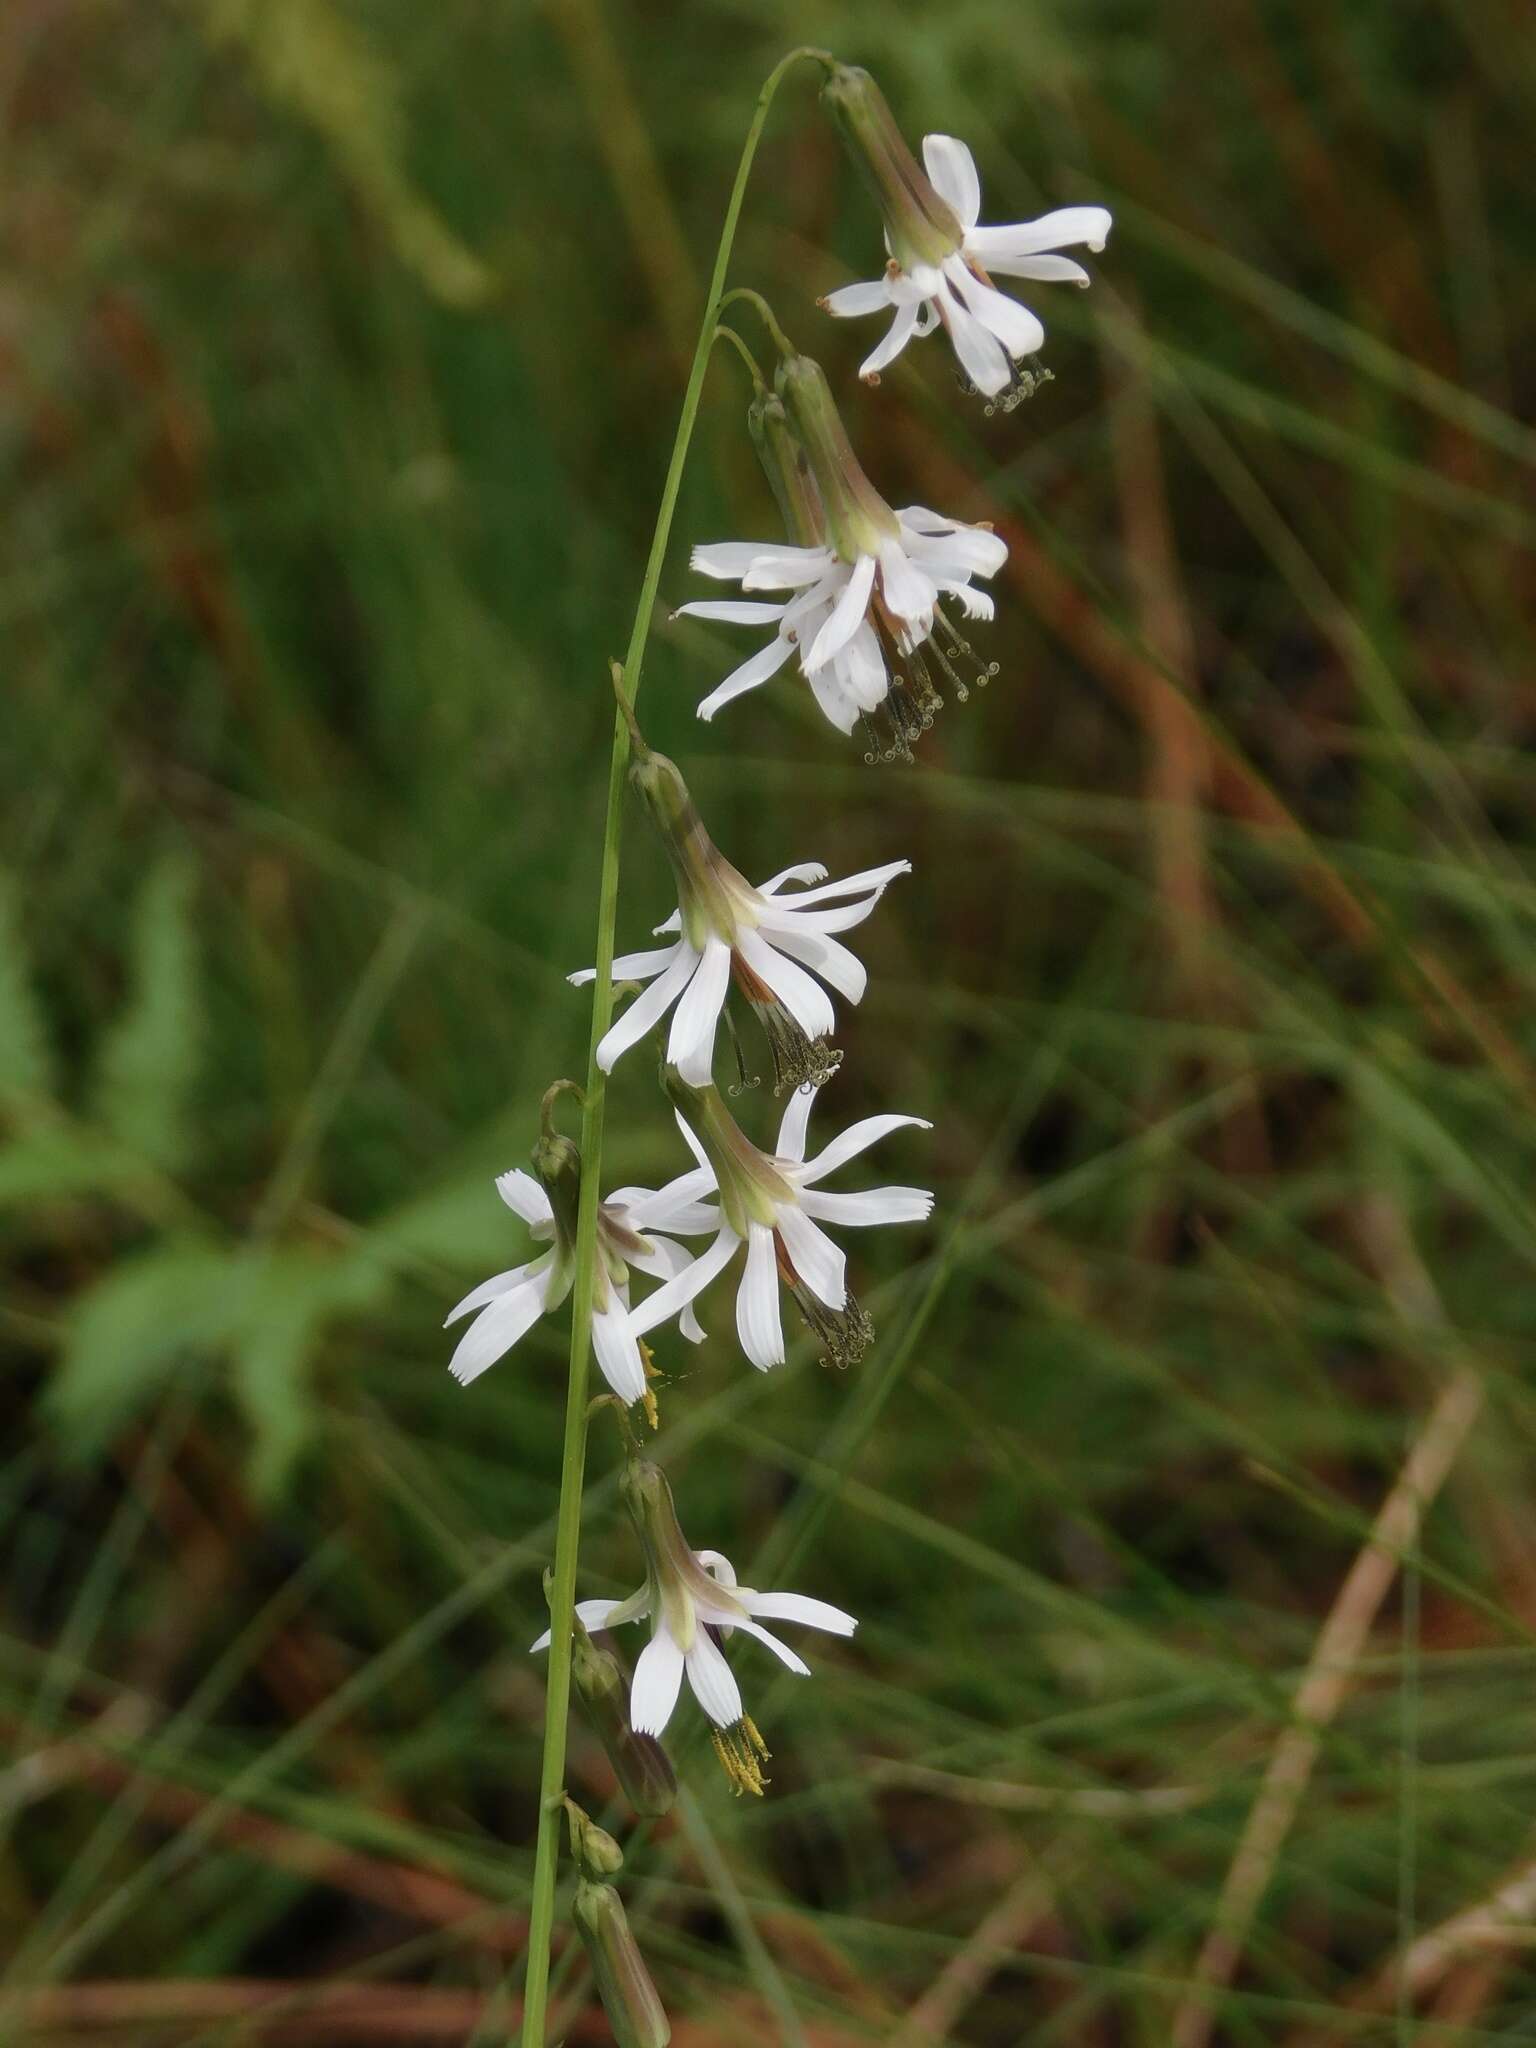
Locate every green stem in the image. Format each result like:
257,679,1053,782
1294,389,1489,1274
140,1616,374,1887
719,284,798,360
518,45,832,2048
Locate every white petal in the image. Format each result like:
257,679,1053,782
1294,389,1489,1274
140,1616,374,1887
694,1548,739,1591
761,893,889,937
622,1167,720,1233
768,859,911,908
741,547,840,591
696,634,795,721
798,1114,932,1186
447,1273,551,1384
858,301,920,383
690,540,789,580
590,1302,647,1404
965,207,1112,263
684,1630,743,1728
756,862,829,897
667,932,731,1084
627,1233,708,1342
805,551,876,672
805,660,865,734
939,581,994,622
776,1084,816,1166
674,599,788,624
944,255,1044,361
733,1617,811,1675
922,132,982,229
900,516,1008,580
494,1169,551,1226
673,1109,712,1176
821,277,895,317
877,540,936,631
444,1257,544,1325
530,1598,626,1652
594,944,699,1071
775,1201,846,1309
628,1227,740,1339
631,1629,686,1735
800,1185,933,1226
733,926,836,1042
830,620,890,715
747,1590,858,1636
938,288,1012,396
766,923,866,1003
992,253,1091,286
736,1221,785,1369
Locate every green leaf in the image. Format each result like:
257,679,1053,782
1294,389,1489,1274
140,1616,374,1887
229,1248,390,1500
0,1128,149,1209
48,1244,239,1460
0,869,58,1108
90,854,203,1173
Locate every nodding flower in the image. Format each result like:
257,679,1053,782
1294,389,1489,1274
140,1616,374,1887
571,733,908,1092
676,357,1007,758
819,65,1110,413
534,1457,858,1795
627,1072,932,1373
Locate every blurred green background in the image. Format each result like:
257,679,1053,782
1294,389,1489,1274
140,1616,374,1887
4,0,1534,2041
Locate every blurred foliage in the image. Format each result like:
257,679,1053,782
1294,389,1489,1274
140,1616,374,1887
2,0,1534,2041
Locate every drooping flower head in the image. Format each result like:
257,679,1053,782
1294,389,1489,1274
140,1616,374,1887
676,354,1006,759
443,1091,715,1403
533,1456,858,1795
571,730,908,1091
819,64,1111,413
628,1070,932,1372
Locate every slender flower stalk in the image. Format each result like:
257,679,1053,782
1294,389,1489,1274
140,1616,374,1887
517,47,836,2048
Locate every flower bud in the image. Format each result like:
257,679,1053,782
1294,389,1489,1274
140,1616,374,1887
747,391,827,551
565,1797,626,1879
658,1069,794,1239
774,352,899,563
572,1877,672,2048
820,63,963,271
571,1616,677,1819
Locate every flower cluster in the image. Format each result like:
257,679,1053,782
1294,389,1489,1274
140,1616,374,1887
445,60,1108,1993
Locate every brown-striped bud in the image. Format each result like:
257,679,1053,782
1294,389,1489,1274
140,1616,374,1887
571,1615,677,1819
572,1877,672,2048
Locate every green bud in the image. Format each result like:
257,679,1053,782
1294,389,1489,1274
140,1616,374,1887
775,352,899,563
747,391,827,551
572,1877,672,2048
571,1618,678,1819
658,1069,794,1238
565,1798,626,1879
820,63,963,271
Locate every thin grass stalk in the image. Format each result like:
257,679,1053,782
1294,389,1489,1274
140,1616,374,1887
519,46,830,2047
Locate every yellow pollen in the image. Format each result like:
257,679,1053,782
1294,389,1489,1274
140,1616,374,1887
711,1719,771,1797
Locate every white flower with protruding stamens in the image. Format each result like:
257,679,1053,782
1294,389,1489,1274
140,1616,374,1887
571,738,908,1092
821,131,1110,410
629,1073,932,1372
678,503,1005,746
533,1458,858,1793
444,1165,717,1402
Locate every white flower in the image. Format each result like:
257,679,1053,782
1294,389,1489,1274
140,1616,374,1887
572,743,908,1092
444,1165,717,1402
532,1457,857,1792
822,133,1110,406
630,1076,932,1371
678,504,1006,745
